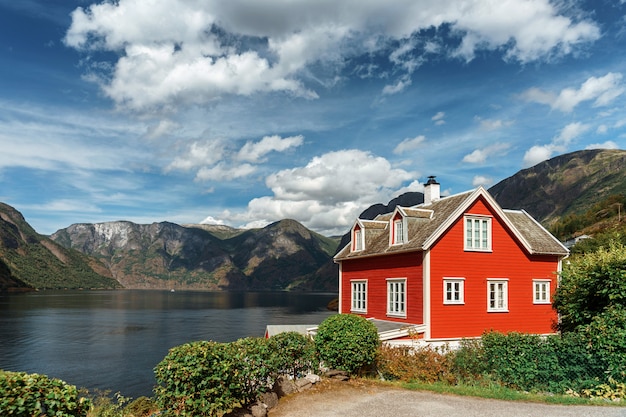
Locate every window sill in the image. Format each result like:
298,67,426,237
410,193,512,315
386,313,407,319
351,310,367,314
487,309,509,313
443,302,465,305
533,301,551,305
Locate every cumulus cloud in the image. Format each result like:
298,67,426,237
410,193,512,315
236,135,303,163
463,142,511,164
521,73,624,113
65,0,601,112
393,135,426,154
216,149,417,235
166,134,304,181
522,122,590,167
472,175,494,187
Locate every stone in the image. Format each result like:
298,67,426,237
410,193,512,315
305,373,321,384
325,369,349,381
260,391,279,409
250,402,267,417
295,378,313,392
274,375,297,397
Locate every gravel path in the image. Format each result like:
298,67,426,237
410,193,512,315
268,379,626,417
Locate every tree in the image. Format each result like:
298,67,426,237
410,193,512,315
553,242,626,332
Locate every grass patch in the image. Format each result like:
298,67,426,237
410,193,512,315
392,380,624,407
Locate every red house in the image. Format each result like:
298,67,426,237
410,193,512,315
333,177,569,345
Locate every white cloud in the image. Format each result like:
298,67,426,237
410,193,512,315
596,124,608,134
215,149,416,235
65,0,601,112
521,73,625,113
393,135,426,155
585,141,619,150
475,117,514,131
166,140,227,172
200,216,225,225
195,163,256,182
236,135,304,163
472,175,493,187
462,142,511,164
432,111,445,125
555,122,590,144
522,122,590,167
523,145,555,167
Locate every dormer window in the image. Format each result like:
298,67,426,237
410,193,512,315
394,219,404,244
353,225,364,251
391,211,406,245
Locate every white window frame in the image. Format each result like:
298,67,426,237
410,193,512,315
353,228,363,251
351,280,367,313
393,218,405,245
533,279,551,304
464,215,492,251
443,278,465,305
387,278,406,317
487,279,508,312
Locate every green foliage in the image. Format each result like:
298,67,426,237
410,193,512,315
553,242,626,332
577,305,626,382
87,392,157,417
549,194,626,241
481,332,563,392
154,341,239,416
377,345,455,384
0,370,91,417
268,331,318,379
315,314,379,374
451,338,488,382
154,337,284,417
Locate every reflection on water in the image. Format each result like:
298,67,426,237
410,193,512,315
0,290,336,398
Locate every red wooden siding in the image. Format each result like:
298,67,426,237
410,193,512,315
428,197,559,339
341,252,424,324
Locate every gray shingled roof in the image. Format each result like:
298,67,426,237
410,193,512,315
335,187,568,261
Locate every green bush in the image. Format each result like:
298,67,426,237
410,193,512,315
452,338,488,382
229,337,275,405
0,370,91,417
154,338,280,417
268,331,318,379
577,305,626,382
315,314,379,375
154,341,239,417
553,242,626,332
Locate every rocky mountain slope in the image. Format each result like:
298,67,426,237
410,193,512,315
0,203,120,291
51,219,339,291
489,149,626,224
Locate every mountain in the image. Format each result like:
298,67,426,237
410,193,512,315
51,219,339,291
0,203,120,291
489,149,626,224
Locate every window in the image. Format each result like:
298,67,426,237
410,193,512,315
487,279,508,312
465,216,491,251
387,279,406,317
353,228,363,251
533,280,550,304
393,219,404,244
443,278,465,304
351,280,367,312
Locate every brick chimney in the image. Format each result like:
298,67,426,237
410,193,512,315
423,176,440,205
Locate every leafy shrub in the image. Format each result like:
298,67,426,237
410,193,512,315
315,314,379,374
377,345,455,384
268,331,318,379
154,338,279,417
229,337,275,405
577,305,626,382
553,242,626,332
0,370,91,417
154,341,239,417
451,338,488,382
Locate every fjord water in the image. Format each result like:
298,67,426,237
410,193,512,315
0,290,336,398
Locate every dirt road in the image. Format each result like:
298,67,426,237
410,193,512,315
268,379,626,417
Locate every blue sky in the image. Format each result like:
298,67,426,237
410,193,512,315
1,0,625,236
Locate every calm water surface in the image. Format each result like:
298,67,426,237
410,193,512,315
0,290,336,398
